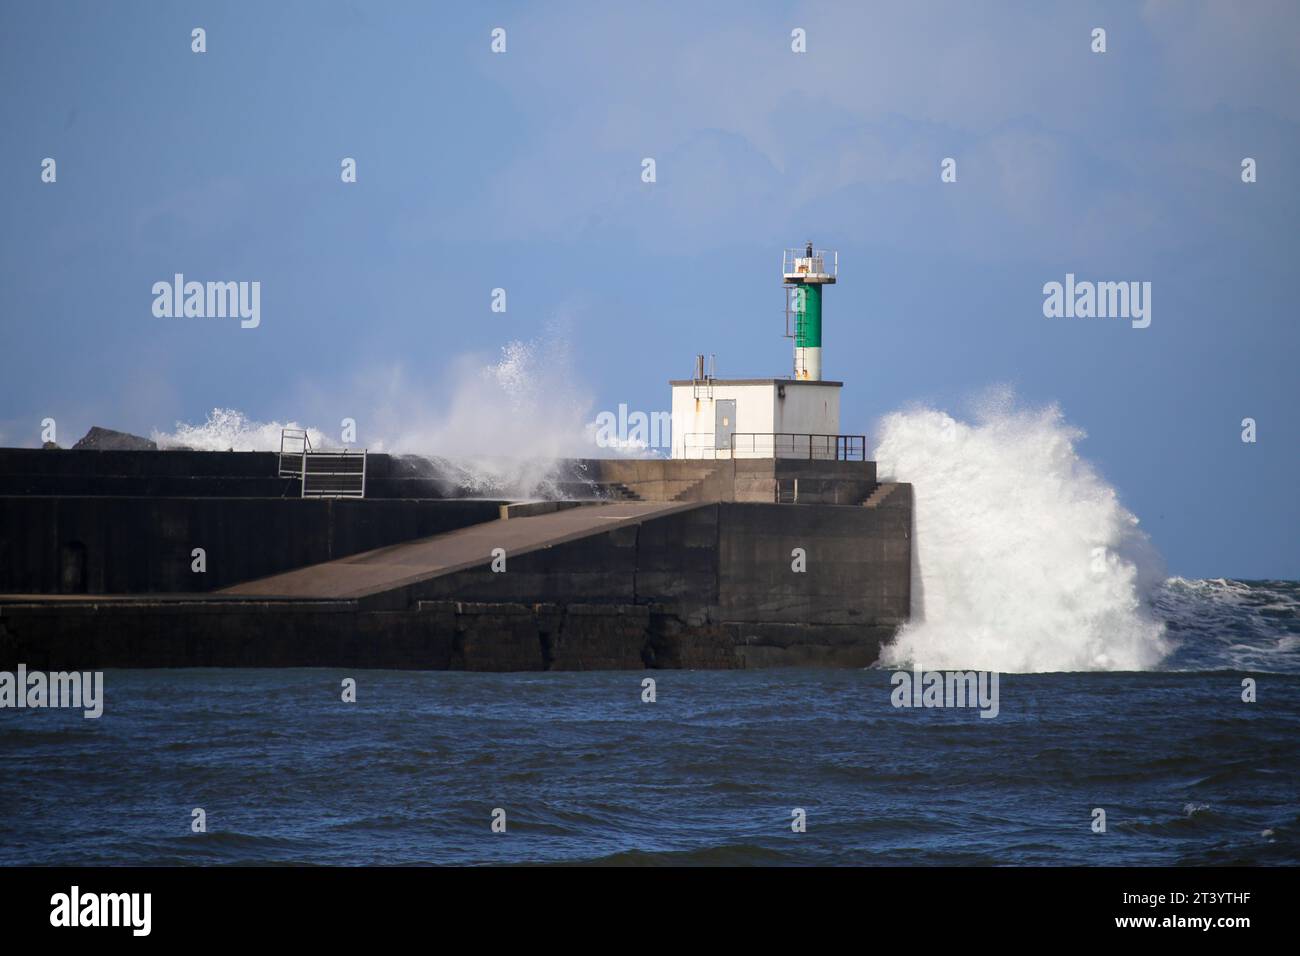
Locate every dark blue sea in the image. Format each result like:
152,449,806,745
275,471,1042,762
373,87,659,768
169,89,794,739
1,579,1296,866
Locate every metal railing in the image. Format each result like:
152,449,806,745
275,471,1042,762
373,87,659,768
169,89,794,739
732,433,865,461
279,428,311,476
680,432,866,461
301,450,367,498
681,432,728,459
782,247,838,279
280,428,368,497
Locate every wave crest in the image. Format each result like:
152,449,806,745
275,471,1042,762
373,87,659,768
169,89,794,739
874,392,1171,673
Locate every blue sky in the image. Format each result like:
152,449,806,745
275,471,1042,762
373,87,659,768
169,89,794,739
1,1,1296,578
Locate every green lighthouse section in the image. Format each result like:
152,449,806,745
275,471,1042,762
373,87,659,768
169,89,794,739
795,283,822,350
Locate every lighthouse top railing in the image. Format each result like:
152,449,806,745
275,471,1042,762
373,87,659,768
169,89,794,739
782,248,837,279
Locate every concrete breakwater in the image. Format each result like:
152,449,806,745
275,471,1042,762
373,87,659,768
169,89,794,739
0,449,911,670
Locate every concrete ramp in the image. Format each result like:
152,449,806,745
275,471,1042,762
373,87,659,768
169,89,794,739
221,501,705,600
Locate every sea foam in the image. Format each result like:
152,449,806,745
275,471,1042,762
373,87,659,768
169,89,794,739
873,390,1171,673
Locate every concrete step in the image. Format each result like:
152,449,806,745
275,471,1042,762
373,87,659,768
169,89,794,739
601,481,642,501
670,477,707,501
498,500,589,520
861,483,897,508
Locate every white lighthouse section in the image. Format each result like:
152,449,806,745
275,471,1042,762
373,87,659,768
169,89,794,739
794,345,822,382
669,378,841,459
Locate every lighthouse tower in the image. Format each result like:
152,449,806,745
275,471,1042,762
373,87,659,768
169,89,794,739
668,243,849,460
783,242,837,381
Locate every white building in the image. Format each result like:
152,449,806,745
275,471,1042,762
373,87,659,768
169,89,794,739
669,377,844,459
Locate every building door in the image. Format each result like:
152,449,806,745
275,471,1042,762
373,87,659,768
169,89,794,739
715,399,736,453
60,541,87,593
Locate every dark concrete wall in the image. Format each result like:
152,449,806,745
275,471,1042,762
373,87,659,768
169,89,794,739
0,600,449,670
717,498,910,625
0,449,466,499
0,449,878,504
716,490,911,666
413,501,906,617
0,599,737,671
0,448,284,478
0,497,503,594
376,498,911,666
0,492,912,670
409,504,720,609
0,448,450,478
0,446,913,669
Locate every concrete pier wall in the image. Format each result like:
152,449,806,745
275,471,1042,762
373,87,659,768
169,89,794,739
564,457,877,504
0,448,913,670
0,599,737,671
0,492,912,670
0,449,473,499
0,448,878,505
0,497,504,594
382,497,911,666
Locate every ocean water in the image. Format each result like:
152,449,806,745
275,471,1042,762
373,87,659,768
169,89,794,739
0,579,1296,867
5,398,1296,865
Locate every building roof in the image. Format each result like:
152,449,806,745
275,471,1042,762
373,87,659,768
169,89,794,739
668,378,843,387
